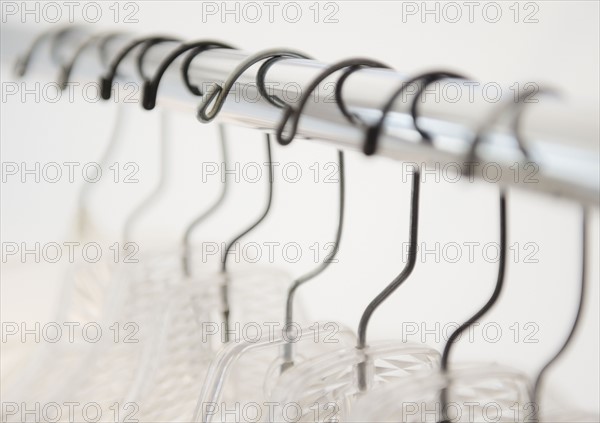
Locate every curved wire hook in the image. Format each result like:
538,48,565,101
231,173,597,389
122,109,171,243
256,53,346,366
356,166,420,350
58,32,126,91
333,69,456,357
15,26,86,77
142,40,235,110
464,86,558,166
410,72,468,143
435,86,562,423
196,48,311,123
100,36,181,101
362,71,467,155
437,190,506,423
272,60,381,369
282,150,345,369
220,134,275,342
275,58,392,146
334,64,381,127
256,53,314,109
221,135,274,273
436,87,557,422
531,208,588,422
181,44,256,97
181,124,230,277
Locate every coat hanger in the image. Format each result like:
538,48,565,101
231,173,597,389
2,29,144,411
113,49,339,422
266,67,460,423
348,85,583,423
253,51,349,372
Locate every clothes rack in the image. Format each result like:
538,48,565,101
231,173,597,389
2,25,598,206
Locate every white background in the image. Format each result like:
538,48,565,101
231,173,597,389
1,0,599,415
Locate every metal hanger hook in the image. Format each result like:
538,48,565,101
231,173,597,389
275,57,392,146
410,72,468,143
256,52,314,109
362,70,468,155
465,85,560,167
100,35,181,101
196,48,311,123
142,40,235,110
59,31,126,91
530,207,588,422
436,83,559,423
15,25,86,78
282,149,345,370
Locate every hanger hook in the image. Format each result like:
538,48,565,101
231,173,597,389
335,66,433,352
464,86,559,167
356,166,420,349
196,48,311,123
220,134,275,342
332,66,431,353
274,58,391,146
363,71,468,155
216,51,313,274
257,53,347,368
279,60,393,369
58,32,126,91
255,53,314,109
282,149,345,370
122,110,171,244
181,124,230,277
181,45,240,97
531,208,588,422
141,40,235,110
100,35,181,101
437,86,561,423
410,72,468,143
15,25,85,78
436,190,506,422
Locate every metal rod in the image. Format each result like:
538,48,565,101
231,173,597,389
3,26,598,206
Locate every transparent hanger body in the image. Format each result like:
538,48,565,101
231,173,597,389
268,340,440,422
3,265,294,423
194,322,357,423
1,110,225,416
349,363,531,423
1,104,130,404
131,266,298,423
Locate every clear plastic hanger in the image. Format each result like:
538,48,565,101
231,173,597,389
348,86,597,423
349,204,593,423
35,46,264,423
40,47,312,423
187,52,371,423
124,51,328,419
265,166,439,422
122,133,299,423
191,59,444,423
1,34,234,419
344,81,514,423
349,364,531,423
262,67,465,423
433,87,595,423
1,30,139,411
26,45,309,423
